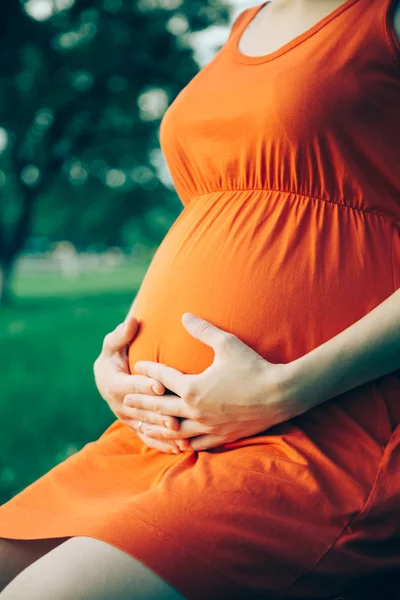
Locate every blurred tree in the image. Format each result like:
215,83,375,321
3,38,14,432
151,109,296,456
0,0,230,304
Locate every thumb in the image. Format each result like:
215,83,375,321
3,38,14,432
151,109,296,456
181,313,232,351
121,298,141,343
103,310,139,356
122,309,139,343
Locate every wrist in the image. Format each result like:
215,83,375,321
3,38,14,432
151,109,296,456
257,359,311,424
277,357,320,419
283,348,334,416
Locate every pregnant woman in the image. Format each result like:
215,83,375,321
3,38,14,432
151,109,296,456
1,0,400,598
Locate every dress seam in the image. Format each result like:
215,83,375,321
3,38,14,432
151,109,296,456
115,514,243,586
192,187,398,221
123,515,256,594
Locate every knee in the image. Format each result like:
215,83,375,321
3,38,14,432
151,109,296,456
0,536,187,600
0,538,30,592
0,539,25,592
0,537,68,594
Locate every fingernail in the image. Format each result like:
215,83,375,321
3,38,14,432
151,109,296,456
182,312,195,323
152,384,163,394
164,420,171,429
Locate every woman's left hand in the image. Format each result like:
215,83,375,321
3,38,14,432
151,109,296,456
124,313,301,452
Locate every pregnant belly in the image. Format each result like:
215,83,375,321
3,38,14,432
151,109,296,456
128,189,395,377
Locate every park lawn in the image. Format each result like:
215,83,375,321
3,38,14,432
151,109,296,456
0,264,148,503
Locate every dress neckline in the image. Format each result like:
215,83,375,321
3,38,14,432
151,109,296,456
229,0,361,65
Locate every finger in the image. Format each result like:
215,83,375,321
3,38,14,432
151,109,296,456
114,373,166,397
123,408,180,431
177,418,210,437
176,438,192,451
133,361,187,396
140,425,182,440
130,419,146,434
135,430,181,455
188,434,225,452
103,319,139,356
124,393,194,419
143,418,206,439
141,418,209,440
142,424,181,440
181,313,236,354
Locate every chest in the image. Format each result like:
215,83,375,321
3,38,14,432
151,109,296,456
237,0,351,58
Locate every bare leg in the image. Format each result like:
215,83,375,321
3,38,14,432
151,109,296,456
0,536,187,600
0,537,69,592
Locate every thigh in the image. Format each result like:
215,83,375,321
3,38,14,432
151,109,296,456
0,536,186,600
0,537,68,592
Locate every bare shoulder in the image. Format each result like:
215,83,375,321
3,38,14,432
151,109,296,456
394,0,400,43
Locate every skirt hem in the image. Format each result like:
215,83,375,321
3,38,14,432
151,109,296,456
0,510,256,600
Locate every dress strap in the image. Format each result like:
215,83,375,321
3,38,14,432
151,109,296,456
225,2,264,43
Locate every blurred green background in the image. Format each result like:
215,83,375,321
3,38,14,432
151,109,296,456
0,0,248,503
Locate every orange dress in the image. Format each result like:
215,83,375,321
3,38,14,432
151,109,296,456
1,0,400,597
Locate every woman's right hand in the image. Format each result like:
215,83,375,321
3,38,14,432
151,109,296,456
93,308,182,454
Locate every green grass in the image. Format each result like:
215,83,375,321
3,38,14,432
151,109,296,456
0,263,148,503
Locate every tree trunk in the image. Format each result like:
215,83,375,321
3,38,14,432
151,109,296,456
0,260,13,306
0,184,35,308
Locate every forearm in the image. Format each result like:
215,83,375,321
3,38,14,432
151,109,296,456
285,288,400,411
